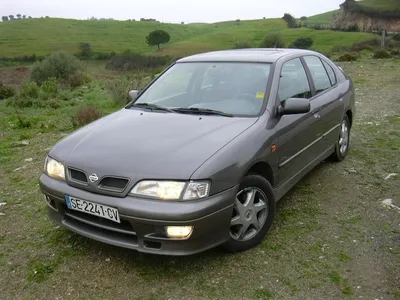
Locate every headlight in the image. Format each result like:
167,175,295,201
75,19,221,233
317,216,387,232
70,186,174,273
45,157,65,181
131,180,210,200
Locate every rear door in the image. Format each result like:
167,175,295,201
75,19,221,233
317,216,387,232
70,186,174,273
275,58,321,185
302,56,344,152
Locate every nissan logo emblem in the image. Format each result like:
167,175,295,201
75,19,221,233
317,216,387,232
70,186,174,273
89,173,99,183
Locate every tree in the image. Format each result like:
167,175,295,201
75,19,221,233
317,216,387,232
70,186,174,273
2,16,9,22
300,16,308,26
28,16,32,19
16,14,21,19
282,13,296,28
236,19,240,25
79,43,92,58
23,15,26,19
146,30,170,50
9,15,15,20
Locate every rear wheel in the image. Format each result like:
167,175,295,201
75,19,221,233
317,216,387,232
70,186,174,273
330,115,351,162
223,175,275,252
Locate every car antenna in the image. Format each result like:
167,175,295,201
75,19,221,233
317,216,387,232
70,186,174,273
274,40,278,50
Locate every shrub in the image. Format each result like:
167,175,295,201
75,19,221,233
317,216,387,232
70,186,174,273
390,49,400,56
107,53,171,71
393,34,400,42
290,37,314,49
331,45,353,53
66,72,91,88
337,53,358,62
232,41,253,49
0,83,15,100
20,81,40,98
347,24,360,32
72,106,102,127
106,76,149,106
41,77,58,95
372,50,392,59
259,33,285,48
79,43,92,58
30,51,83,85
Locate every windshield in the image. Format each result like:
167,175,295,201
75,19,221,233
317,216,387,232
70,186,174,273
134,62,271,116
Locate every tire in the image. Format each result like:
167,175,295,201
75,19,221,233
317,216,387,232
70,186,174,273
222,174,276,253
330,115,351,162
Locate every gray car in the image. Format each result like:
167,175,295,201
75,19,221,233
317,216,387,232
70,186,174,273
40,49,355,255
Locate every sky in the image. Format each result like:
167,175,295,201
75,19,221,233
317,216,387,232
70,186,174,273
1,0,344,23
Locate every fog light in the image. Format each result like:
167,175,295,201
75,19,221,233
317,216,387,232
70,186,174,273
165,226,193,239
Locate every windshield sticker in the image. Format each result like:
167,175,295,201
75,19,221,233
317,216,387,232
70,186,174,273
256,92,265,99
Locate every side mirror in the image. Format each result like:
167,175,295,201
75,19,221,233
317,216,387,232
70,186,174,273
129,90,139,101
281,98,310,115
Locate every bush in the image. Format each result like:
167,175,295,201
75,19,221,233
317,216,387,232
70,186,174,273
72,107,102,127
66,72,91,88
390,49,400,56
232,41,253,49
0,83,15,100
372,50,392,59
337,53,358,62
107,53,171,71
347,24,360,32
30,51,83,85
79,43,92,58
20,81,40,98
331,45,353,53
106,76,149,106
290,37,314,49
41,77,58,95
259,33,285,48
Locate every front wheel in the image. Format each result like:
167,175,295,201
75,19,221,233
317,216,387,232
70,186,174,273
222,175,276,252
330,115,351,162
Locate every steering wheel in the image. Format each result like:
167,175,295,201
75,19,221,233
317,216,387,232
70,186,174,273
233,93,262,109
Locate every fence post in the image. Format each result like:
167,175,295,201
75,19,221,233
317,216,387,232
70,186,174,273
381,30,386,49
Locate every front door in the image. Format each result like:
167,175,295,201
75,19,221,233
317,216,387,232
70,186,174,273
275,58,321,186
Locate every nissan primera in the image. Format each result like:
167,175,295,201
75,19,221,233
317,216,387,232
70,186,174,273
40,49,355,255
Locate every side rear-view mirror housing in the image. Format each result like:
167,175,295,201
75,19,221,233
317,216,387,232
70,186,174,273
129,90,139,101
281,98,310,115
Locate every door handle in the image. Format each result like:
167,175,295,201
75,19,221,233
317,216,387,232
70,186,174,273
313,112,321,119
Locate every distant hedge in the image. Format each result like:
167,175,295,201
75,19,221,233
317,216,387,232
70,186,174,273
106,53,172,71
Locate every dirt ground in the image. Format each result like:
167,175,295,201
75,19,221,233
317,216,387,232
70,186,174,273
0,59,399,300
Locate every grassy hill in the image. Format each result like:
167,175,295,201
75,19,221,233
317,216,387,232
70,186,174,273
357,0,400,11
0,17,376,58
306,10,339,25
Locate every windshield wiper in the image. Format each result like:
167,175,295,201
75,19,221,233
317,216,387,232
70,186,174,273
131,103,176,113
172,107,233,117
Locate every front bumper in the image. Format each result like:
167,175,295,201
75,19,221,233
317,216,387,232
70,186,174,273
39,174,237,256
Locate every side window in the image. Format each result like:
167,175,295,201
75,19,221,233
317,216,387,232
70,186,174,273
278,58,312,101
303,56,332,94
322,60,337,86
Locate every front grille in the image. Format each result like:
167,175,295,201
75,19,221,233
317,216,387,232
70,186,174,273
99,177,129,192
69,168,88,184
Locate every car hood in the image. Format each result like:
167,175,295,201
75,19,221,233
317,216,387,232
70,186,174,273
50,109,257,181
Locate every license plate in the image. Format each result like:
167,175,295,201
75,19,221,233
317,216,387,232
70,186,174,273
65,195,120,223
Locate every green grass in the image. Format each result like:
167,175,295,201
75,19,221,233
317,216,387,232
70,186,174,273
357,0,400,11
0,17,376,58
306,10,339,25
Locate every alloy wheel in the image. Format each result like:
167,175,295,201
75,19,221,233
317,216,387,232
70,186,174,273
339,120,349,155
229,187,268,241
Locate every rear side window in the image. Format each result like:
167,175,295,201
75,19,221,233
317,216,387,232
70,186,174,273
322,61,337,86
278,58,312,101
303,56,332,94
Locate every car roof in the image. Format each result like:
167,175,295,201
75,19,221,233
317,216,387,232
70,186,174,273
177,48,318,63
